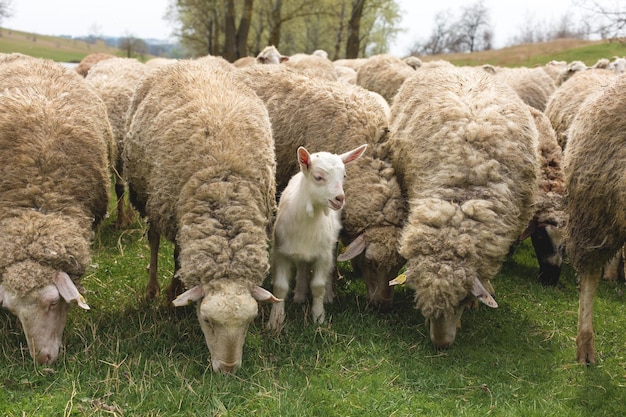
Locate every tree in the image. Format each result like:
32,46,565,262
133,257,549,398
574,0,626,39
0,0,12,25
119,33,148,58
454,0,491,52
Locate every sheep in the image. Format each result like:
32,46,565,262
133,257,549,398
75,52,116,77
355,54,416,104
387,65,539,348
402,56,423,70
555,60,587,86
492,66,557,112
144,57,178,68
0,54,112,364
334,65,357,84
332,58,368,71
609,56,626,73
233,56,256,67
256,45,288,64
194,55,236,71
85,57,152,228
233,64,407,311
544,68,615,149
519,106,566,285
268,145,367,330
123,60,279,373
283,53,339,81
562,73,626,365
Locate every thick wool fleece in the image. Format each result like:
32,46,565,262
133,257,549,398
389,65,539,319
124,60,276,289
0,55,112,294
356,54,416,104
493,66,556,112
544,69,615,149
564,74,626,274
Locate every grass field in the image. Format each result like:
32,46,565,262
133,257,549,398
1,192,625,416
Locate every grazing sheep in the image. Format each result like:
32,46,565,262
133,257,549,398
388,65,539,348
544,68,615,149
75,52,116,77
356,54,416,104
402,56,423,70
492,66,556,112
85,57,152,228
256,45,288,64
268,145,367,330
233,64,407,311
519,106,566,285
0,55,112,364
555,60,587,86
124,60,279,373
233,56,256,67
563,73,626,365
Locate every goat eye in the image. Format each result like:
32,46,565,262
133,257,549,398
314,175,324,182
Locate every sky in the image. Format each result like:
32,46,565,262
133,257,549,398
2,0,586,56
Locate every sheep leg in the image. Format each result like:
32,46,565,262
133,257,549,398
165,243,184,303
268,256,291,332
146,224,161,300
576,269,601,364
293,261,310,303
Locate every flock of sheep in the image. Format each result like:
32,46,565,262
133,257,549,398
0,46,624,373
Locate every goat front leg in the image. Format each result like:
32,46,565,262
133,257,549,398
293,261,311,303
310,256,333,324
576,269,601,364
268,255,291,332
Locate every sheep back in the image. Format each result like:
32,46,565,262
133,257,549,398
564,74,626,273
124,60,276,288
389,66,539,319
0,56,112,293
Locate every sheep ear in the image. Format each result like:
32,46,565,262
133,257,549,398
471,277,498,308
172,285,204,307
54,272,90,310
279,55,289,63
340,144,367,165
337,234,366,261
297,146,312,170
250,286,282,303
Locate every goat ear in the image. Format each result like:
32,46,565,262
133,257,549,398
297,146,312,170
340,144,367,165
54,271,90,310
172,285,205,307
250,286,282,303
337,234,366,261
471,277,498,308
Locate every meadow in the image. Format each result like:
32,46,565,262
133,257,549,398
1,31,626,417
1,189,625,416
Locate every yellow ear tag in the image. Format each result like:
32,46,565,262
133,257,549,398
389,273,407,286
78,294,87,304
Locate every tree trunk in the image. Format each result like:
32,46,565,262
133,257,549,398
268,0,282,48
346,0,365,59
236,0,254,58
223,0,237,61
333,2,346,60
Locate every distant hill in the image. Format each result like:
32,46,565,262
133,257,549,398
0,27,179,62
1,27,624,67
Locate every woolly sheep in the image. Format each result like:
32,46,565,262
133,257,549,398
555,60,587,86
256,45,288,64
123,60,279,373
332,58,368,71
233,64,407,311
519,106,566,285
85,57,152,228
233,56,256,67
388,65,539,348
563,73,626,365
492,66,556,112
75,52,116,77
0,55,112,364
268,145,367,330
544,68,615,149
609,56,626,73
402,56,423,70
356,54,416,104
283,53,339,81
334,65,357,84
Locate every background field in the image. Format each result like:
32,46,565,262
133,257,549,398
1,31,626,417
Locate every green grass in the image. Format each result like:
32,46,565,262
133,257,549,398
2,193,626,416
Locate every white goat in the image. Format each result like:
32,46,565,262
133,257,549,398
268,144,367,331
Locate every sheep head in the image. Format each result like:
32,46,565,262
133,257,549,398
172,281,280,374
0,269,89,364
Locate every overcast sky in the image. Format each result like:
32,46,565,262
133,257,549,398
3,0,589,56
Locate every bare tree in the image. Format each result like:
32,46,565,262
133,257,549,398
409,10,453,55
119,32,149,58
0,0,12,25
575,0,626,39
346,0,366,58
454,0,491,52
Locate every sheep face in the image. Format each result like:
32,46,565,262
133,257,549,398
197,290,258,374
0,271,89,364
